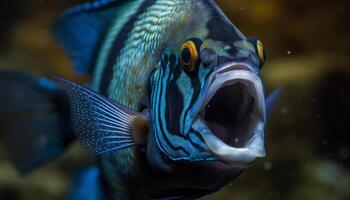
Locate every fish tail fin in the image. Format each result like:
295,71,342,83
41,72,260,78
0,70,74,174
266,87,283,118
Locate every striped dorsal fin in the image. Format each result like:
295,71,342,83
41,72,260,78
53,0,125,75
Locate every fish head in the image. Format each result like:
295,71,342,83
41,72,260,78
147,0,267,189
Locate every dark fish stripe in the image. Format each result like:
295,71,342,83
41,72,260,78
159,56,189,155
167,61,183,135
154,54,189,156
99,0,157,95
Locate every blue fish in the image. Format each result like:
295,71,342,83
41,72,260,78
0,0,279,199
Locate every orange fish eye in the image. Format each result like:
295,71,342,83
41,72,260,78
181,40,199,73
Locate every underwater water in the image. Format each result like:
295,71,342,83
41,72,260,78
0,0,349,199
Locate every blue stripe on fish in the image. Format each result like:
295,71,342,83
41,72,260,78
151,53,189,155
150,51,213,160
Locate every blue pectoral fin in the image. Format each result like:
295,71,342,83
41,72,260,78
265,87,283,118
53,0,121,74
54,77,148,154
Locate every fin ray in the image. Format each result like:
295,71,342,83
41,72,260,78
54,77,146,154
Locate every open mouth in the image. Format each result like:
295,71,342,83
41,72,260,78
192,66,266,164
199,81,256,148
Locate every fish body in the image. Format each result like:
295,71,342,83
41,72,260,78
0,0,278,199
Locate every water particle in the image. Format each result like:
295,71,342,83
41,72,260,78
280,106,289,114
264,162,272,170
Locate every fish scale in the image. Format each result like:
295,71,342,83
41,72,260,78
92,0,146,90
102,0,194,109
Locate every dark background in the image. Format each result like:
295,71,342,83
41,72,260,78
0,0,349,199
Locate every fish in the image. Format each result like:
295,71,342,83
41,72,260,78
0,0,280,199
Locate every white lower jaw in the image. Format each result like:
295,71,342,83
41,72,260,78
193,118,265,163
192,70,266,164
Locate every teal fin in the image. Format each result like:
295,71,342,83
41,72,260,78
54,77,148,154
53,0,121,75
0,71,74,174
266,87,282,117
67,166,103,200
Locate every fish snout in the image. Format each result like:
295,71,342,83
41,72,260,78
215,62,257,75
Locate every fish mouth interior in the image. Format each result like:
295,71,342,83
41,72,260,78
199,81,256,148
192,68,266,164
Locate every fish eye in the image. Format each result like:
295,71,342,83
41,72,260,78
257,40,266,69
181,39,201,73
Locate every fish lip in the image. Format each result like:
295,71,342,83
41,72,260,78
191,63,266,164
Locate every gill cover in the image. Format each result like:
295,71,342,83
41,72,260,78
149,50,213,162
